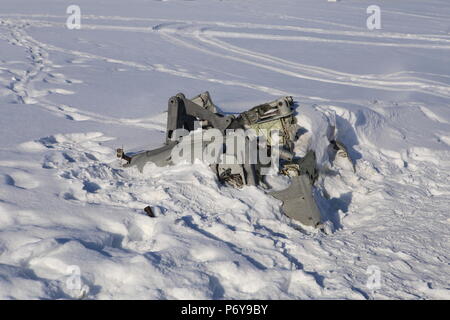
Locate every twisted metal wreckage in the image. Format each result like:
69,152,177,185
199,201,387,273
117,92,353,230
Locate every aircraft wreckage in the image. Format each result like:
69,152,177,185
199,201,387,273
117,92,353,230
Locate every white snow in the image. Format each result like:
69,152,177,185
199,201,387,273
0,0,449,299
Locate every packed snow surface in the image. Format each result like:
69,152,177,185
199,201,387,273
0,0,449,299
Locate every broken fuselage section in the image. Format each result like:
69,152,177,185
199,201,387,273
117,92,348,229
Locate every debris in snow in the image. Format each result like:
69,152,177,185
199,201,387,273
0,0,449,300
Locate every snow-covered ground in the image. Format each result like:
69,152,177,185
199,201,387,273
0,0,449,299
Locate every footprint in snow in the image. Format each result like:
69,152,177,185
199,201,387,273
4,171,39,189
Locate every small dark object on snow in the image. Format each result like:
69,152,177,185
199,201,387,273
117,148,131,164
144,206,155,218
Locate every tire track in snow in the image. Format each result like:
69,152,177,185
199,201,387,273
1,17,291,100
4,13,450,43
22,16,447,98
3,15,450,99
153,25,450,99
196,34,450,98
2,15,449,124
39,37,289,97
12,15,450,49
